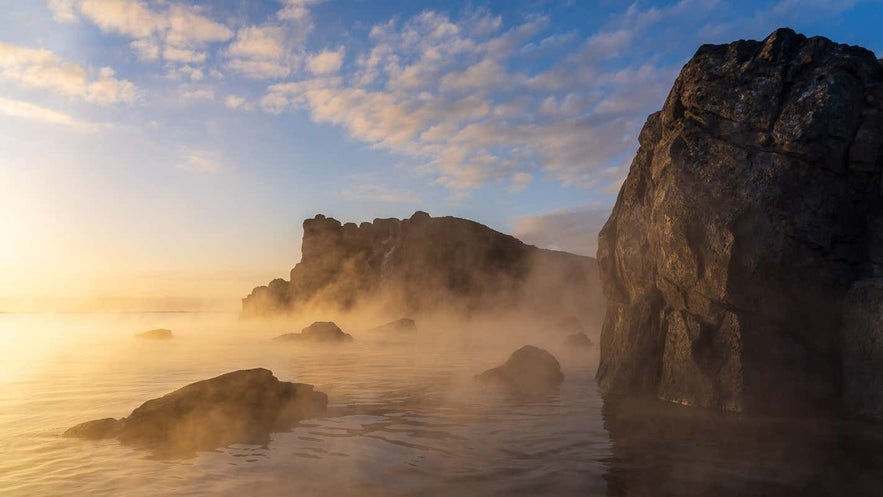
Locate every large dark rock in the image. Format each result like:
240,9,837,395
273,321,353,343
597,28,883,415
135,329,173,340
477,345,564,395
242,212,603,323
64,368,327,456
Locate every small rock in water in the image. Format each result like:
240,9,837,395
477,345,564,395
273,321,354,343
135,329,173,340
63,368,328,457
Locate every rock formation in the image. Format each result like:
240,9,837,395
273,321,354,343
597,28,883,416
64,368,327,456
369,318,418,334
135,329,173,340
477,345,564,395
564,332,593,348
242,211,603,324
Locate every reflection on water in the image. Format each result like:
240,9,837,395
602,396,883,497
2,312,883,496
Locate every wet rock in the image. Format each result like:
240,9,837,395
64,368,327,457
369,318,417,334
597,28,883,415
135,329,173,340
273,321,353,343
477,345,564,395
564,332,593,348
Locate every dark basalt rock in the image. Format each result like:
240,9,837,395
135,329,173,340
477,345,564,395
368,318,418,334
597,28,883,416
273,321,353,343
241,212,603,324
564,332,593,348
63,368,327,457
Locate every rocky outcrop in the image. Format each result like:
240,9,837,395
477,345,564,395
64,368,327,456
135,329,173,340
597,28,883,415
369,318,418,334
564,332,593,348
242,211,603,324
273,321,353,343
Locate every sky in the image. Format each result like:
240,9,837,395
0,0,881,311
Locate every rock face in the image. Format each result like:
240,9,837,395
369,318,418,334
242,211,603,323
135,329,173,340
273,321,353,343
841,280,883,420
64,368,328,456
477,345,564,395
597,28,883,415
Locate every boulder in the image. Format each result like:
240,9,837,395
564,332,593,348
135,329,173,340
64,368,327,457
368,318,418,334
596,28,883,415
477,345,564,395
273,321,353,343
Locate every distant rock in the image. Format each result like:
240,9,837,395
273,321,353,343
369,318,417,334
555,316,585,335
135,329,173,340
564,332,593,348
477,345,564,395
241,212,604,324
64,368,327,457
597,28,883,416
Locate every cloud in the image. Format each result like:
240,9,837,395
0,97,102,131
53,0,233,66
176,148,223,173
506,172,534,193
0,42,138,103
307,48,345,75
224,94,250,110
337,184,418,203
511,204,613,256
225,25,296,79
262,9,676,190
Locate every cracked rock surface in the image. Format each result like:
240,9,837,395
597,28,883,415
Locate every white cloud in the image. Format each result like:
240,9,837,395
224,94,249,110
179,86,215,101
506,172,533,193
0,42,138,104
0,97,102,131
307,48,345,75
176,148,223,173
225,25,294,79
338,184,418,203
512,204,613,256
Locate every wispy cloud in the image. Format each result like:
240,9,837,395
0,42,138,103
0,97,102,131
337,184,418,203
511,204,612,256
176,148,223,173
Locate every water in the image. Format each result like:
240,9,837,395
1,312,882,496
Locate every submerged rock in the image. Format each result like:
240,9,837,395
597,28,883,415
477,345,564,395
64,368,327,456
273,321,353,343
564,332,593,348
135,329,173,340
369,318,418,334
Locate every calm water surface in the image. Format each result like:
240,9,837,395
1,312,882,496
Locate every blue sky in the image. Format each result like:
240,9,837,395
0,0,881,310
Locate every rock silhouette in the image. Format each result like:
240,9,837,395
368,318,418,334
597,28,883,416
64,368,327,457
242,211,603,323
273,321,354,343
564,332,593,348
135,329,173,340
477,345,564,395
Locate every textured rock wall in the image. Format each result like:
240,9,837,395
597,28,883,415
243,211,604,322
